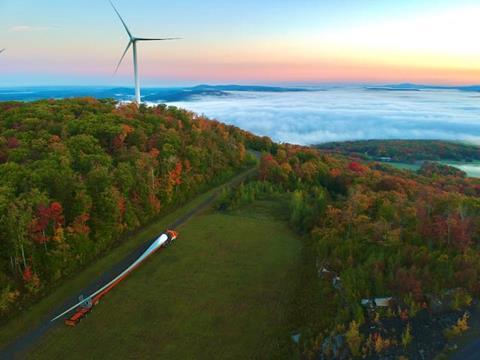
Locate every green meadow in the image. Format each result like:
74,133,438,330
27,199,304,359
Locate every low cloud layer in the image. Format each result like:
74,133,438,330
169,88,480,145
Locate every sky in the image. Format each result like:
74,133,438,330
1,0,480,86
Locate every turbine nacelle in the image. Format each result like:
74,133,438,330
110,1,181,104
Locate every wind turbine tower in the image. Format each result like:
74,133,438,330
110,1,180,104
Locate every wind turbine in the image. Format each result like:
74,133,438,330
110,1,180,104
0,49,5,54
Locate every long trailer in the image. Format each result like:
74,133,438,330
55,230,178,326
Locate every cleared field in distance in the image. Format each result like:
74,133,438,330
28,199,303,359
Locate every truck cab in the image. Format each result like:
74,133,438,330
163,230,178,247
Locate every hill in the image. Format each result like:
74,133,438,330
0,98,270,320
316,139,480,162
244,144,480,358
1,101,480,359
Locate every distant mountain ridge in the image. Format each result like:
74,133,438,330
0,84,309,102
2,83,480,102
366,83,480,92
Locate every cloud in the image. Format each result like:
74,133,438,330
8,25,57,32
167,88,480,146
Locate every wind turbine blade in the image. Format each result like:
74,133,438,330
114,41,132,75
0,49,4,54
109,0,133,39
135,37,182,41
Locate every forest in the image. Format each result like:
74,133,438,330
0,98,270,318
221,143,480,358
317,140,480,163
1,99,480,358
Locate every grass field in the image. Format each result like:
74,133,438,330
26,199,303,359
388,161,422,172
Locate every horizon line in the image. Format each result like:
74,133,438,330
1,81,480,89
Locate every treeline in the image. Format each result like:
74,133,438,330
0,98,268,317
216,181,281,211
419,161,467,178
317,140,480,162
220,144,480,357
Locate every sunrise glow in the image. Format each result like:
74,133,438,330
1,0,480,85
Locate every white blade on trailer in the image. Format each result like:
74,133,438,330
50,234,169,322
